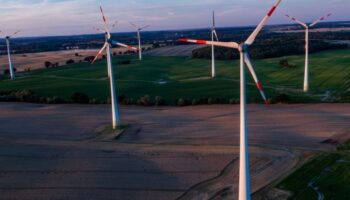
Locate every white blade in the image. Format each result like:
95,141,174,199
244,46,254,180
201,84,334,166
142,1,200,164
93,27,105,33
100,6,111,38
111,21,118,29
310,13,332,27
212,10,216,27
244,53,269,104
213,30,219,41
92,42,108,63
10,30,21,37
130,22,139,29
140,25,150,30
178,38,238,49
110,40,139,51
285,14,307,28
245,0,282,45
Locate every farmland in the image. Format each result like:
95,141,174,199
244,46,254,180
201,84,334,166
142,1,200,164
0,103,349,200
1,49,349,104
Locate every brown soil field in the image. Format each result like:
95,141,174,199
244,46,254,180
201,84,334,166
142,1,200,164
144,45,201,57
0,47,137,73
0,103,349,200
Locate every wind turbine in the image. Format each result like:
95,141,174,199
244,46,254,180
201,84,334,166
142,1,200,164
211,11,219,79
93,21,136,78
4,30,20,80
285,13,332,93
92,6,138,129
130,22,150,61
178,0,282,199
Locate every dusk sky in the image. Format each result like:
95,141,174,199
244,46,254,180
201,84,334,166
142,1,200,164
0,0,349,37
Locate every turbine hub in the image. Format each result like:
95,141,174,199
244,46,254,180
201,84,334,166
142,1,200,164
238,44,248,52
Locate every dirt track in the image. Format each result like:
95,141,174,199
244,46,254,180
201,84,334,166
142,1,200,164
0,103,349,200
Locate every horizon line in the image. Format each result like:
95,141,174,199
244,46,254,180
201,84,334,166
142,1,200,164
7,20,348,40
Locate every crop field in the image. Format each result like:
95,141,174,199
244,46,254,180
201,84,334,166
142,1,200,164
0,49,349,104
277,143,350,200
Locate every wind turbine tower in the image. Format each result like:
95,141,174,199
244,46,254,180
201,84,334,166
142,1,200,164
130,22,150,61
285,13,332,93
92,6,138,129
179,1,282,199
4,31,20,80
211,11,219,79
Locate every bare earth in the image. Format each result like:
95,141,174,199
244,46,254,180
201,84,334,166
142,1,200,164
0,103,349,200
144,45,201,57
0,47,137,73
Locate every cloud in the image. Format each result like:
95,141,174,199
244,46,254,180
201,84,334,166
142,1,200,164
0,0,348,37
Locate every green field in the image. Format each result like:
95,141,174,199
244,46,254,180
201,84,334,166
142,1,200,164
0,49,349,104
277,141,350,200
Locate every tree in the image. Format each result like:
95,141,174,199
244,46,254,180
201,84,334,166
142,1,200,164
70,92,90,104
279,58,295,68
44,61,52,68
66,59,75,65
84,56,95,62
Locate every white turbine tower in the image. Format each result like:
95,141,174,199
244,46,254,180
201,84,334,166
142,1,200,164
92,6,138,129
179,0,282,199
130,22,150,61
285,13,332,93
4,31,20,80
211,11,219,79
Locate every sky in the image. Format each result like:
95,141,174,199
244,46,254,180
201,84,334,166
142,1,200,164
0,0,349,37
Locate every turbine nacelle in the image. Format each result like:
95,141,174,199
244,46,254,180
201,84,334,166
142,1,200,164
178,0,282,106
91,6,138,64
238,44,248,52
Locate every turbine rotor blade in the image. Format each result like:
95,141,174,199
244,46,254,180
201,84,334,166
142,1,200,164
178,38,238,49
110,40,139,51
212,11,216,27
285,14,308,28
310,13,332,27
140,25,150,30
92,42,108,63
130,22,139,29
93,27,105,33
111,21,118,29
245,0,282,45
244,53,269,104
100,6,111,38
213,30,219,41
10,30,21,37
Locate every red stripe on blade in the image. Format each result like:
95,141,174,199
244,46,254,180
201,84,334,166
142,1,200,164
256,82,263,91
178,38,188,42
196,40,207,44
267,6,277,16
